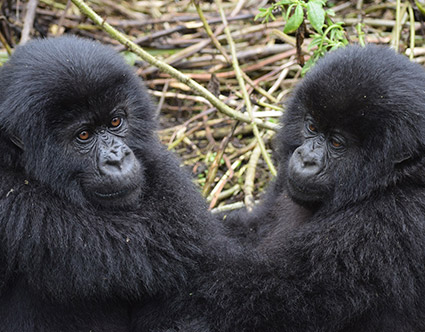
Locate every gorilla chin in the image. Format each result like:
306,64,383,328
86,184,143,207
286,176,327,207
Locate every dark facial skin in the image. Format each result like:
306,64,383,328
70,110,142,207
287,114,349,205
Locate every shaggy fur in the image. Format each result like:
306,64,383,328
139,46,425,332
0,36,217,331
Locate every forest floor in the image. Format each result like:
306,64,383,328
0,0,423,212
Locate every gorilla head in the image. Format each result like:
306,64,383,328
0,36,155,208
278,45,425,209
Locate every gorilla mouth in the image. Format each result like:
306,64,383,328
85,181,143,206
288,177,313,194
94,189,131,199
287,177,324,203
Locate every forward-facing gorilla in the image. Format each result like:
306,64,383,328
0,36,220,331
137,46,425,332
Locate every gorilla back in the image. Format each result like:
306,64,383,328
0,37,214,331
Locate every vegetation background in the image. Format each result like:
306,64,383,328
0,0,422,212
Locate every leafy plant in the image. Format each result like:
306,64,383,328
255,0,348,74
303,18,348,74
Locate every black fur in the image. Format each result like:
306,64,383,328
0,36,217,331
140,46,425,332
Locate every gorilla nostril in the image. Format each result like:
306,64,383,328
105,158,121,167
106,153,124,165
101,148,135,175
302,159,316,166
300,155,319,169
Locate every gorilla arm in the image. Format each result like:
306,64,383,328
220,175,312,249
135,179,425,332
199,194,425,332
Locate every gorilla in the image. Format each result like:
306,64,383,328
137,45,425,332
0,36,220,331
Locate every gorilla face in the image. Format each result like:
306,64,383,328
34,95,148,209
286,114,351,205
67,108,143,207
280,45,425,208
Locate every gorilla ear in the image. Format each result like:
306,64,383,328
10,134,24,150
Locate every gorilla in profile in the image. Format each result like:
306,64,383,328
0,36,219,331
137,46,425,332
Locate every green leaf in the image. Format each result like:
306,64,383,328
330,28,337,40
334,29,344,41
285,4,296,21
255,8,267,17
255,8,275,22
254,13,264,21
307,1,325,33
416,0,425,15
326,9,335,16
277,0,294,5
301,57,316,76
283,4,304,34
311,0,326,5
308,35,323,50
269,12,277,21
121,51,139,66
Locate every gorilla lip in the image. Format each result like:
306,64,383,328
94,188,131,199
287,177,313,194
287,177,324,202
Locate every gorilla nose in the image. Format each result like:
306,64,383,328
293,147,323,177
100,146,135,176
301,153,319,169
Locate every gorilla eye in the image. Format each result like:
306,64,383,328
307,123,318,133
330,139,343,148
77,130,91,141
110,117,122,128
